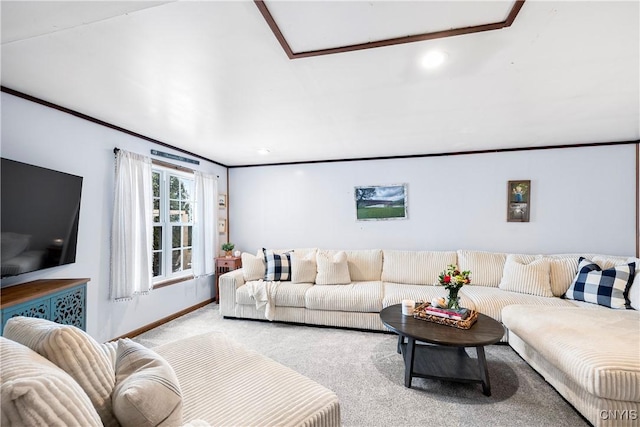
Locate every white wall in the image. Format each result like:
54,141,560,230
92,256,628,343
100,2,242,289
1,93,228,343
230,144,637,257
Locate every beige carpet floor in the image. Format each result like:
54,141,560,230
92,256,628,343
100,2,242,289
134,303,588,427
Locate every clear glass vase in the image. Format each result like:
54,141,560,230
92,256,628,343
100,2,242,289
447,286,461,310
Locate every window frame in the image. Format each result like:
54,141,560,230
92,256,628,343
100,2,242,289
152,165,195,284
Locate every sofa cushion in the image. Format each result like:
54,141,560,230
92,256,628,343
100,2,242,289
305,281,383,312
263,248,292,281
346,249,383,281
316,251,351,285
236,282,312,308
241,251,265,281
0,336,102,427
460,285,575,322
113,339,183,427
153,332,340,427
381,250,456,285
502,305,640,402
3,316,118,427
102,340,119,369
236,283,255,306
499,254,554,297
382,283,476,310
565,257,635,309
457,250,506,287
291,250,317,284
276,283,314,308
590,254,632,270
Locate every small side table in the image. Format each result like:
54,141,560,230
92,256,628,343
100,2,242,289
215,256,242,303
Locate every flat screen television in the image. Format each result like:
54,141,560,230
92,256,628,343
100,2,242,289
1,158,83,278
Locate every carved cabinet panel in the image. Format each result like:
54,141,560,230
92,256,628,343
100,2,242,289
2,299,50,322
51,286,86,329
1,280,87,333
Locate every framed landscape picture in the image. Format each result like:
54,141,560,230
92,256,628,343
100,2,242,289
507,180,530,222
355,184,407,221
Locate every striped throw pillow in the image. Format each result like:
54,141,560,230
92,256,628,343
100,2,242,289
241,251,266,281
315,251,351,285
0,337,102,427
3,316,118,427
291,250,317,283
498,254,554,297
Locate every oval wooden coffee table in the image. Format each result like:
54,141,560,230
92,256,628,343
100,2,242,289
380,304,504,396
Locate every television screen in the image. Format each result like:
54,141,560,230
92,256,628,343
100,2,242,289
1,158,83,278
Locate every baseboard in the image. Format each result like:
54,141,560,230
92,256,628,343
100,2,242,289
110,299,214,341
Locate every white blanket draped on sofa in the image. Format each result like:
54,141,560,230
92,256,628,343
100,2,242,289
245,280,280,320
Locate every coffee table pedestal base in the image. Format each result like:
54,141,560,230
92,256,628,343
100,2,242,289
399,336,492,396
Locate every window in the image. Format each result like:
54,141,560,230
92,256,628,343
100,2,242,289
152,167,194,282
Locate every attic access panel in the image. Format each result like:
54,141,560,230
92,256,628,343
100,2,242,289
256,0,525,59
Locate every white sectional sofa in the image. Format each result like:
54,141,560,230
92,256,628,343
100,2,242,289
219,248,640,427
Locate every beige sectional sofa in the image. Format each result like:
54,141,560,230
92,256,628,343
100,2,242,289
1,316,340,427
220,248,640,427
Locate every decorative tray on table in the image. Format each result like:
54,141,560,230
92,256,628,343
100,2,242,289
413,302,479,330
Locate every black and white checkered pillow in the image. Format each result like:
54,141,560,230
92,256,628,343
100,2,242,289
564,257,635,309
263,248,292,281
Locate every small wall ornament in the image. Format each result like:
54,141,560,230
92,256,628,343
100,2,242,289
507,180,530,222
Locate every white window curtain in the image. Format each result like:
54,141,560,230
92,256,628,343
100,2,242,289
110,149,153,301
192,171,218,277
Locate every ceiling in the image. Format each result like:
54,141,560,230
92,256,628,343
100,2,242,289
1,1,638,167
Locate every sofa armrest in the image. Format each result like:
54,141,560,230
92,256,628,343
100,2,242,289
219,269,245,316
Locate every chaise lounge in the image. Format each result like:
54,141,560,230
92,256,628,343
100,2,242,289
1,316,340,427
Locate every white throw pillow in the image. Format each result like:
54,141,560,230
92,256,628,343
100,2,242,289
547,255,582,297
113,339,183,427
291,250,317,283
2,318,117,426
499,254,554,297
315,251,351,285
0,337,102,427
241,251,265,281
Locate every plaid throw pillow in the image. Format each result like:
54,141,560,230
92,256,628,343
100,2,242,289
263,248,292,281
564,257,635,309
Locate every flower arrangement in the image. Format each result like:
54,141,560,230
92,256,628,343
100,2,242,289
438,264,471,289
437,264,471,309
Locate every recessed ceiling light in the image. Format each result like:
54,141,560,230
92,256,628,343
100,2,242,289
421,50,448,69
257,148,270,155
